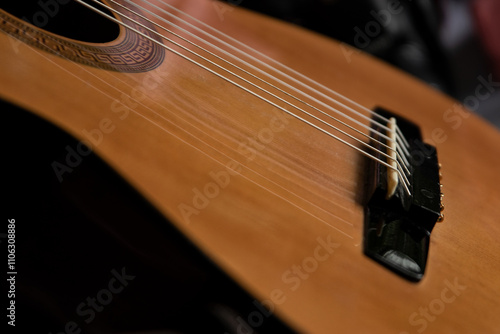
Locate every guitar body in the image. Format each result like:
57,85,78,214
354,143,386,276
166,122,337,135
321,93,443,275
2,1,500,333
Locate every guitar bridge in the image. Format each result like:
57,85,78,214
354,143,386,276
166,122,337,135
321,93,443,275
363,107,443,282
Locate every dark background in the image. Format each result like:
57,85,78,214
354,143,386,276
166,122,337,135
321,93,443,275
223,0,500,128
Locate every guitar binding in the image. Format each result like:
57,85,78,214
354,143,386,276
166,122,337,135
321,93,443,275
363,107,443,282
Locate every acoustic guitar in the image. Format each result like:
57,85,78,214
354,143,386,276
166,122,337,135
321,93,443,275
2,0,500,333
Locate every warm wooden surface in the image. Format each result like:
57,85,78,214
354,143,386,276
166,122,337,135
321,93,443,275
2,1,500,333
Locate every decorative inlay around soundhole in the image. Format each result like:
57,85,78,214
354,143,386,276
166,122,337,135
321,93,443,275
0,2,165,73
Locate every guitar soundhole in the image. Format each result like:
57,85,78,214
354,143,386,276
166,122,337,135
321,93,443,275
1,0,120,43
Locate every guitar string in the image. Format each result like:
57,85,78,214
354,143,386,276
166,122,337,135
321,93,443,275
137,0,414,188
146,0,411,153
77,0,412,194
109,0,411,174
93,0,412,184
90,0,413,194
131,0,412,160
7,25,355,239
127,0,410,172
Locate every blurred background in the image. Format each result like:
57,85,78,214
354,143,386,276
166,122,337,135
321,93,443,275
221,0,500,128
